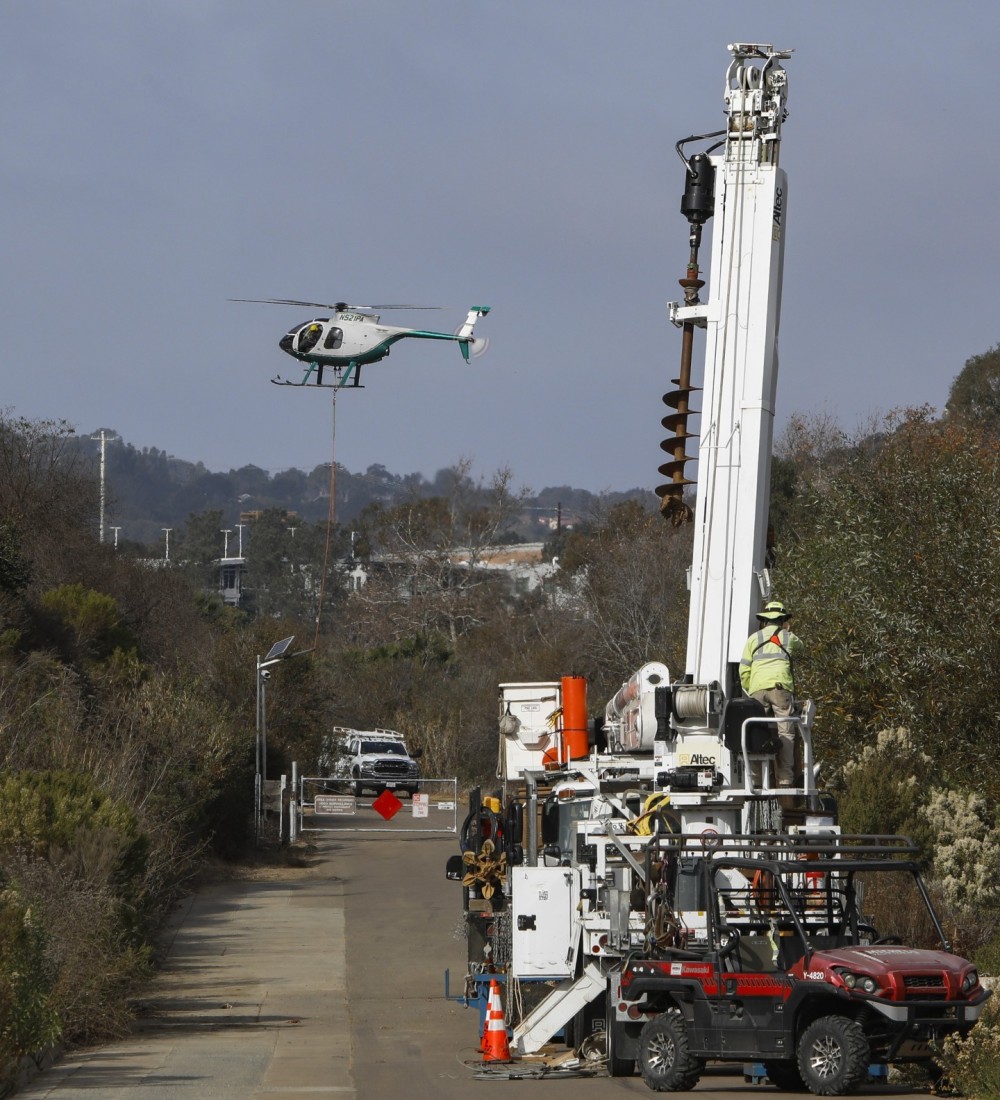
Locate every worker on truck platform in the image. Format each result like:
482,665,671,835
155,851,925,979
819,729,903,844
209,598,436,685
740,600,804,789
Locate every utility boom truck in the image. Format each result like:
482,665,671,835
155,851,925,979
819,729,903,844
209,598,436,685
446,43,988,1091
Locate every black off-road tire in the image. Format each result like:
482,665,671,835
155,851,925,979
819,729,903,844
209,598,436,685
765,1059,808,1092
638,1010,702,1091
797,1015,869,1096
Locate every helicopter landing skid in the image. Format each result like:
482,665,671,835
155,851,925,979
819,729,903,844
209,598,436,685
271,375,365,389
271,362,364,389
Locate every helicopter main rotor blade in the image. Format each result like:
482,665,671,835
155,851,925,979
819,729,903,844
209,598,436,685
230,298,337,309
230,298,442,311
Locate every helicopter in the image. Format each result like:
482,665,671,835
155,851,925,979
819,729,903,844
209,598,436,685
231,299,491,388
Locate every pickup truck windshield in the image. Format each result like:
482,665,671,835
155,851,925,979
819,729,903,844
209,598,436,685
362,741,407,755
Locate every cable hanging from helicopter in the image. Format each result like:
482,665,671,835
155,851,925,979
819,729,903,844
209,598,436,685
230,299,491,389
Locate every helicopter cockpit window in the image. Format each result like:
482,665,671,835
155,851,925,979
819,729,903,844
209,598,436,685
323,327,343,350
297,322,323,355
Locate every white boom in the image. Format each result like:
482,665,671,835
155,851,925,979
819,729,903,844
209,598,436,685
671,42,791,693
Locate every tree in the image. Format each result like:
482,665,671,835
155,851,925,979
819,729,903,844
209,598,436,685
238,510,344,622
554,501,691,690
351,462,526,652
775,409,1000,791
945,344,1000,433
0,521,32,594
176,509,226,591
0,414,98,575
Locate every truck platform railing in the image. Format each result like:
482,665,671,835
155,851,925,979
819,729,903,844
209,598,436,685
738,697,818,801
645,830,920,860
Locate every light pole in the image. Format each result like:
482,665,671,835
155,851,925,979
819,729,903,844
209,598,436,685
222,528,232,556
162,528,172,562
90,430,119,544
255,635,313,842
111,526,121,550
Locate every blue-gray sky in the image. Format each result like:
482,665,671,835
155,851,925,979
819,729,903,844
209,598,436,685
2,2,997,495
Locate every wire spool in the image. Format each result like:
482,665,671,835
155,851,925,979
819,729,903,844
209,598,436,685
672,684,710,721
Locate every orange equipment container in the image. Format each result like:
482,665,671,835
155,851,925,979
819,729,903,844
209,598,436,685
560,675,589,761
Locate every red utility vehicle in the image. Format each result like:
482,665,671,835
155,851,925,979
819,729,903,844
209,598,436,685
615,834,989,1095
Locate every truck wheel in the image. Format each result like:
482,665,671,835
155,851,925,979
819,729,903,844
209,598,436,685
764,1060,807,1091
606,1015,636,1077
352,773,363,797
638,1010,701,1091
797,1015,869,1096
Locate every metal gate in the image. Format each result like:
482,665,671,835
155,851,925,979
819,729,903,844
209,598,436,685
297,776,458,835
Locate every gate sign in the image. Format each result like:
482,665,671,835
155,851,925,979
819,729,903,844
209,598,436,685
372,789,403,820
314,794,356,816
412,793,429,819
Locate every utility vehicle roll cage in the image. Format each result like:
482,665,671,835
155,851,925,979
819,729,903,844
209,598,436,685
637,833,950,965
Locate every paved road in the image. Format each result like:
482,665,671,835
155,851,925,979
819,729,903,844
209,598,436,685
15,822,932,1099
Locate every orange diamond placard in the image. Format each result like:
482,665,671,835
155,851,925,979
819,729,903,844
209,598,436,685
372,789,403,820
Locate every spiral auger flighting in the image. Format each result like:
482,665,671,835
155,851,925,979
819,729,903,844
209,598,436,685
657,148,716,525
657,352,699,525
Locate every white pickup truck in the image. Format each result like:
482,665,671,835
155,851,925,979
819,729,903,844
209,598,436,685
321,727,422,797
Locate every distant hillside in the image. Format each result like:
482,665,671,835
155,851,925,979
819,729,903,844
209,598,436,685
69,431,653,547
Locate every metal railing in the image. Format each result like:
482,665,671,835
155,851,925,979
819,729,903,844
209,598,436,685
295,775,458,835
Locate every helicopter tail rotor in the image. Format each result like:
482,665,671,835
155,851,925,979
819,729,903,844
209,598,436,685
465,335,490,360
455,306,491,361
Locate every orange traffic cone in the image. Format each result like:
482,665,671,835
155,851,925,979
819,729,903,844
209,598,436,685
479,991,489,1052
482,979,511,1063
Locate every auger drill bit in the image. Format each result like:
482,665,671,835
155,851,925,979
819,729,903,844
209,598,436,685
657,151,715,524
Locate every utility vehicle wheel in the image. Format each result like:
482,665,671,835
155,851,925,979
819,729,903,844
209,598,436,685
765,1060,807,1092
797,1015,869,1096
606,1013,635,1077
638,1010,701,1091
352,774,363,798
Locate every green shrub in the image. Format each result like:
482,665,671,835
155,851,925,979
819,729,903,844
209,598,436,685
832,727,937,852
38,583,138,663
0,886,60,1064
973,936,1000,977
936,989,1000,1098
9,854,152,1046
0,771,148,892
0,773,156,1053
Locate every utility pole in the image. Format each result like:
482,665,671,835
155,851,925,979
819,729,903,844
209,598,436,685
222,529,232,556
111,526,121,550
236,523,246,557
90,430,119,543
162,528,172,562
